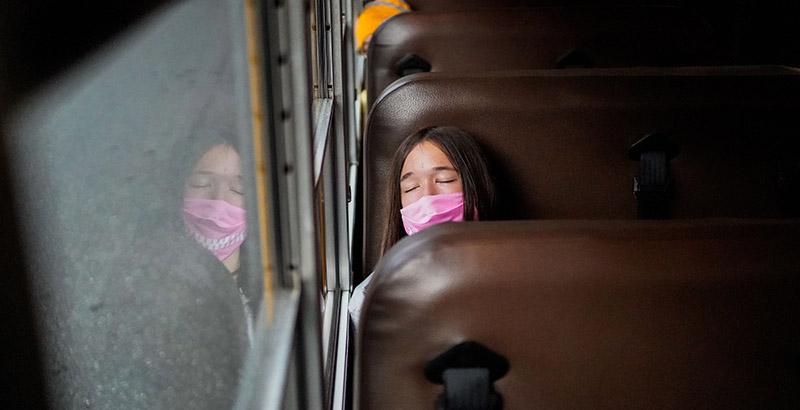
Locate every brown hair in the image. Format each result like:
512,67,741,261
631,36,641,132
380,126,496,255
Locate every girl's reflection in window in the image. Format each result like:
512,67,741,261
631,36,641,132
182,141,254,342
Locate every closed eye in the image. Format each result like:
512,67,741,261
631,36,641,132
403,186,419,193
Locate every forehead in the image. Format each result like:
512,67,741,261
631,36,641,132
401,141,455,173
193,144,241,174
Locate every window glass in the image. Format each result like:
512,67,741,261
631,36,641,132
317,176,329,294
5,0,268,408
310,4,322,99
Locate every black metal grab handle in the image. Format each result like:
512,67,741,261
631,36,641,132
394,53,431,77
556,49,594,68
426,341,509,410
628,133,680,219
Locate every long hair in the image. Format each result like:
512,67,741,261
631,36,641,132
380,126,496,255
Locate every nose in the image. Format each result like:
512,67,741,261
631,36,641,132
420,181,437,197
211,183,227,201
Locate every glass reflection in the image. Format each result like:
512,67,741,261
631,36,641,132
3,0,261,408
182,142,255,342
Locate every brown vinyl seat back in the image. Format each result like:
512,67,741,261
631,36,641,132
357,219,800,410
366,6,716,107
405,0,684,12
362,66,800,274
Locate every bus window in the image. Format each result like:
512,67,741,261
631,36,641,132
1,0,295,408
3,0,355,408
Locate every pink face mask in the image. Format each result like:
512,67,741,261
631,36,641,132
400,192,473,235
183,198,247,261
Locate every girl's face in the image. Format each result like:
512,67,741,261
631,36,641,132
185,144,244,208
399,141,463,207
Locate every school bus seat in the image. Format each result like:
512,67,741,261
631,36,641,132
405,0,685,13
361,66,800,274
357,219,800,410
366,5,717,108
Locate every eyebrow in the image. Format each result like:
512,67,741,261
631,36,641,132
399,166,457,182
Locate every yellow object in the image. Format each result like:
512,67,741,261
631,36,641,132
355,0,411,51
245,0,276,323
